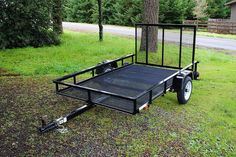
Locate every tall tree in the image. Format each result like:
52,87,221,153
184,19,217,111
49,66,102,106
140,0,159,52
52,0,63,34
98,0,103,41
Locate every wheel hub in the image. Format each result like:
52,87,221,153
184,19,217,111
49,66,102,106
184,81,192,100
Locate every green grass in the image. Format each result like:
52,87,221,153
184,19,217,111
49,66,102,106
0,31,236,156
179,52,236,156
0,31,133,76
0,31,234,76
196,31,236,40
167,29,236,40
137,46,236,156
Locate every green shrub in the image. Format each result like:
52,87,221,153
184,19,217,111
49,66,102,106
0,0,60,49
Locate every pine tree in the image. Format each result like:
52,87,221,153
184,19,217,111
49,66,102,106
97,0,103,41
140,0,159,53
123,0,143,26
101,0,117,24
159,0,188,23
52,0,63,34
106,0,142,26
184,0,196,20
207,0,230,19
68,0,95,23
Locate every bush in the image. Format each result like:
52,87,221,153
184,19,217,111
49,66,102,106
0,0,60,49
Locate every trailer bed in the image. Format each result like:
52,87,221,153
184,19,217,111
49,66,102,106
59,64,177,113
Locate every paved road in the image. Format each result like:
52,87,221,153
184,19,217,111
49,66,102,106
63,22,236,51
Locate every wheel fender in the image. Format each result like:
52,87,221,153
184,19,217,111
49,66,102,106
172,71,192,91
173,75,184,92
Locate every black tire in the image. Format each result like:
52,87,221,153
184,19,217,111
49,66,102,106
123,62,129,66
193,71,199,80
177,76,192,104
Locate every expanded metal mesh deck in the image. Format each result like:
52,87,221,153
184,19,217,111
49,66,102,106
60,64,177,113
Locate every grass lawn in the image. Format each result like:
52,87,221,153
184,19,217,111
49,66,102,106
0,31,235,156
181,30,236,40
166,29,236,40
196,31,236,40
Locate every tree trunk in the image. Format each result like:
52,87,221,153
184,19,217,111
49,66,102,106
52,0,63,34
140,0,159,52
98,0,103,41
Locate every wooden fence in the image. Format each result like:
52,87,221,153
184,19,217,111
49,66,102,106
183,19,236,34
183,20,208,30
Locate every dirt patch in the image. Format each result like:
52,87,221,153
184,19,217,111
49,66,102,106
0,76,196,156
0,68,20,77
210,48,236,56
0,68,7,73
223,51,236,56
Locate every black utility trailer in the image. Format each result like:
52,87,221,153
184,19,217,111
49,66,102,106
39,23,199,133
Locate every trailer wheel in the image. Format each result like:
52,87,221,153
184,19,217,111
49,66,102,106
177,76,192,104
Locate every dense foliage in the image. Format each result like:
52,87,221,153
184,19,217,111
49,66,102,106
207,0,230,19
0,0,60,49
63,0,231,25
64,0,142,25
159,0,190,23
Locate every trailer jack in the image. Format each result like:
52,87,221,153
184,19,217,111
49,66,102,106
39,104,94,134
